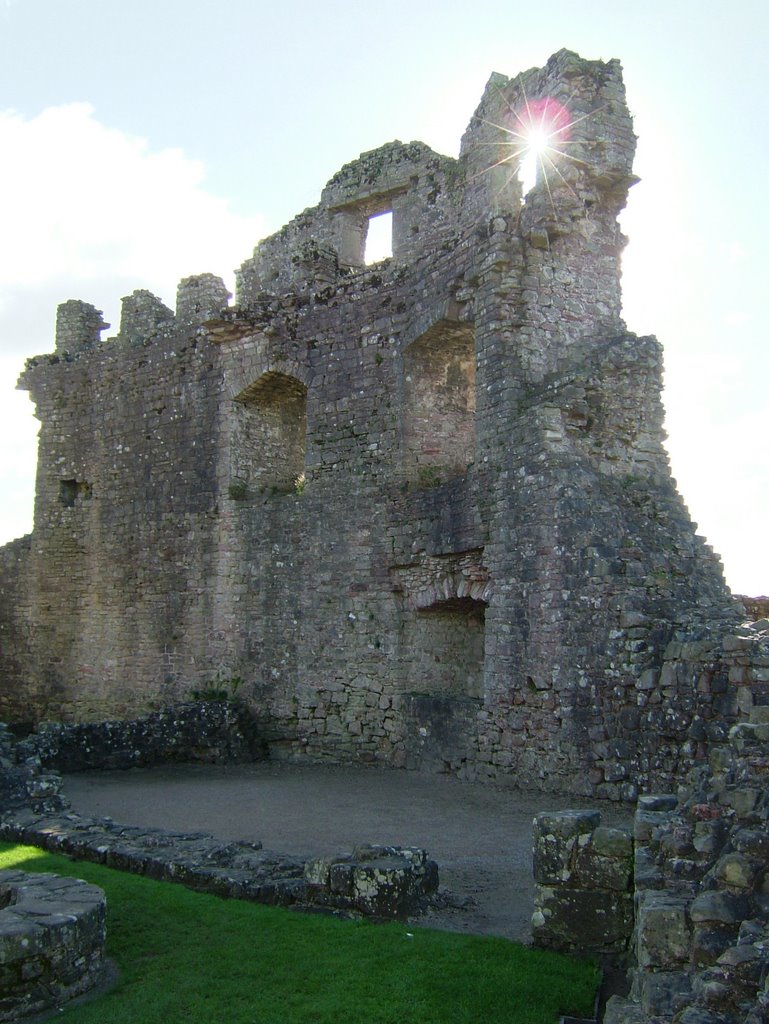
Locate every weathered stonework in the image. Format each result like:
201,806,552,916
532,809,634,954
0,719,439,923
0,869,106,1022
604,700,769,1024
0,49,755,797
19,700,265,772
531,623,769,1023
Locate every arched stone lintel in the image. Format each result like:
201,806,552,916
231,362,310,404
413,578,492,611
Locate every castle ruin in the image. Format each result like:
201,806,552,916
0,50,760,799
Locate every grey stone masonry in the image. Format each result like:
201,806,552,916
0,809,437,921
0,869,106,1022
532,809,634,953
18,700,266,772
0,717,438,922
603,698,769,1024
0,48,759,797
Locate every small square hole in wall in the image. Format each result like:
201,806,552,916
364,211,393,264
59,479,91,507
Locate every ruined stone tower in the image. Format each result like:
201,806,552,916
0,51,745,798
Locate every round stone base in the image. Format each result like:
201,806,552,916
0,869,106,1022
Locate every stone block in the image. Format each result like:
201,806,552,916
713,851,758,889
602,995,647,1024
572,842,632,892
634,969,692,1017
636,892,691,968
532,809,602,885
532,884,632,953
692,923,740,966
689,890,752,925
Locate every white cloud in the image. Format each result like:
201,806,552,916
0,104,264,300
0,103,265,544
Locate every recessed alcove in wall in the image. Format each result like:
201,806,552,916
231,372,307,495
402,320,476,486
59,479,92,507
405,596,486,700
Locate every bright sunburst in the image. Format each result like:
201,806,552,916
479,88,592,210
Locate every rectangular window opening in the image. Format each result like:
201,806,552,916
364,210,393,264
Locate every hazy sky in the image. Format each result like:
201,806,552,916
1,0,766,594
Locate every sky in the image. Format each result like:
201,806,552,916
0,0,766,595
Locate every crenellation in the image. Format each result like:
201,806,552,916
54,299,109,353
176,272,231,327
119,288,175,345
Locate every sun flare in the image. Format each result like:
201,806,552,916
479,90,589,206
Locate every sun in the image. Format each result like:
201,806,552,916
518,125,554,194
478,92,585,204
515,96,573,194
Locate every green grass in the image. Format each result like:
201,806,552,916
0,843,598,1024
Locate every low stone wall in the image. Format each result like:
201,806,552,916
0,869,106,1022
16,700,265,772
0,720,438,923
0,809,437,921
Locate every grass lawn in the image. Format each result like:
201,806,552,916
0,843,598,1024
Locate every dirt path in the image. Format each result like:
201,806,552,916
62,762,633,943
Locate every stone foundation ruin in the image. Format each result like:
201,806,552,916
0,721,438,924
0,869,106,1022
0,49,764,801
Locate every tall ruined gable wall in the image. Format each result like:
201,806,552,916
0,51,746,797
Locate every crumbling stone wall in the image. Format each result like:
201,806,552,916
530,621,769,1022
532,808,634,954
15,700,264,772
0,720,438,923
605,686,769,1021
0,50,751,796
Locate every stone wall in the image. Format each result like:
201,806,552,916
17,700,265,772
0,721,438,923
604,702,769,1024
532,809,634,955
531,623,769,1023
0,49,753,797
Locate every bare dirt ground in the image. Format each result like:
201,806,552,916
63,761,633,943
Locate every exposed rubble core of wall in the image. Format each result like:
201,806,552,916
530,619,769,1023
0,49,755,797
